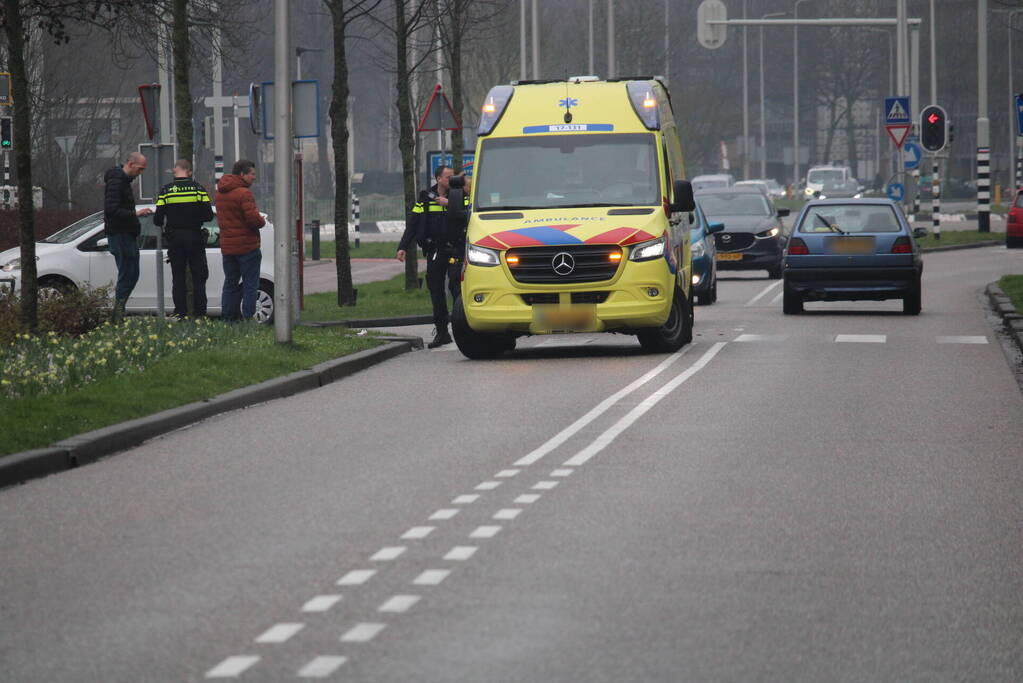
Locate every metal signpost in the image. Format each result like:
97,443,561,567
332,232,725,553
54,136,76,210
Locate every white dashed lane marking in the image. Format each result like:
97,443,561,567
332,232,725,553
745,280,783,306
413,569,451,586
493,508,522,520
401,526,435,539
340,623,386,643
533,481,559,490
452,494,480,504
370,546,406,561
835,334,886,343
301,595,342,613
549,468,573,477
495,469,520,477
470,525,502,539
734,334,785,342
255,622,304,644
297,656,347,678
515,494,542,504
475,481,502,490
205,655,260,678
379,595,421,613
937,335,988,344
444,546,478,561
429,508,460,520
337,569,376,586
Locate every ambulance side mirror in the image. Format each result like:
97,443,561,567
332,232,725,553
445,187,468,237
671,179,695,213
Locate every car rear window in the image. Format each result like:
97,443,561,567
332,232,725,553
799,205,901,233
696,193,771,217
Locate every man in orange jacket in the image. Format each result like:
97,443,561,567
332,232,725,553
215,159,266,321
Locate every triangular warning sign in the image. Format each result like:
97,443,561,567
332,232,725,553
885,124,911,149
417,84,462,132
886,99,908,122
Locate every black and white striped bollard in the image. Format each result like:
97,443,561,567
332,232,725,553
977,146,990,232
931,158,940,240
353,192,360,249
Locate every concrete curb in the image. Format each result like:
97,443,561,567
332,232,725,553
0,341,417,490
920,241,1003,253
985,283,1023,355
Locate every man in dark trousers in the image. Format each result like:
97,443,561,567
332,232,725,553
215,159,266,321
396,165,468,348
103,151,153,322
154,159,214,318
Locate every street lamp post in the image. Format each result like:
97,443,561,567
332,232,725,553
793,0,814,191
1006,10,1021,190
54,136,76,211
760,12,785,180
868,28,894,177
978,0,990,232
741,0,748,179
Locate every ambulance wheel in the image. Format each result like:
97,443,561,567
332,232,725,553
637,287,692,353
452,296,511,360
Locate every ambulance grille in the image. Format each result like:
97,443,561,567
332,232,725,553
506,245,622,284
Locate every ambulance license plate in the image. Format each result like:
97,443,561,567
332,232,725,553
532,305,597,333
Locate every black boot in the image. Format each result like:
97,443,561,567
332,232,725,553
427,326,453,349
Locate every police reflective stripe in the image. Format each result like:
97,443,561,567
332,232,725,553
160,193,210,205
411,203,425,214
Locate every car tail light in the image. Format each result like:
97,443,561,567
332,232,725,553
1009,211,1021,225
787,237,809,255
891,236,913,253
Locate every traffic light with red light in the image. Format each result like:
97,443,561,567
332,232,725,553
920,105,948,153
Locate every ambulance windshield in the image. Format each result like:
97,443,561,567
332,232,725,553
474,133,660,210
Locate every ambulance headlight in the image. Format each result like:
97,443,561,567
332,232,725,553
467,244,500,267
629,235,667,262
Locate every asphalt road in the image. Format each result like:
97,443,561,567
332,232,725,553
2,246,1022,682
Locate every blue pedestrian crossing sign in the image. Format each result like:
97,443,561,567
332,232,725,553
885,182,906,202
1016,93,1023,136
884,96,911,125
903,141,922,170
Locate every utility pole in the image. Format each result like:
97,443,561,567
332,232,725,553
930,0,941,238
978,0,990,232
520,0,527,80
607,0,615,79
274,0,293,342
212,22,225,182
741,0,748,180
531,0,539,80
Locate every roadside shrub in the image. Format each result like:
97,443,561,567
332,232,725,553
0,284,112,345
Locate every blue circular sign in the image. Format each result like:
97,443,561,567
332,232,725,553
885,182,906,201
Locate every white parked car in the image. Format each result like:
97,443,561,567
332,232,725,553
0,205,276,323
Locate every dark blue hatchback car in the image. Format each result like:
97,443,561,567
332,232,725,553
690,205,724,305
783,199,927,315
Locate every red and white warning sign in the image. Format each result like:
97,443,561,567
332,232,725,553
885,123,911,149
417,84,462,132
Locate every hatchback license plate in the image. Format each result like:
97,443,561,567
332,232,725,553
830,236,875,254
715,252,743,261
532,305,597,332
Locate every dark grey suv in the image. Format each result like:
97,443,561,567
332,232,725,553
695,186,790,279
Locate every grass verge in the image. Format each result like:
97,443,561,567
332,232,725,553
306,240,402,260
0,325,379,457
300,273,433,322
999,275,1023,311
917,230,1004,248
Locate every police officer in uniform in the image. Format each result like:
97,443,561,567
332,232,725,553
397,165,469,348
154,159,215,318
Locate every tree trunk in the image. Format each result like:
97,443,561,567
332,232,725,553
328,1,356,306
449,0,464,174
5,0,38,332
172,0,193,165
396,0,420,291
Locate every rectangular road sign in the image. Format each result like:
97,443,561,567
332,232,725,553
1016,93,1023,137
137,143,177,201
884,96,911,125
261,80,321,140
0,73,10,106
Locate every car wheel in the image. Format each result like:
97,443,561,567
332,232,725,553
767,263,783,279
1007,235,1023,249
254,280,274,324
903,277,922,315
637,286,692,353
38,277,77,300
782,282,803,314
709,276,718,304
452,296,511,360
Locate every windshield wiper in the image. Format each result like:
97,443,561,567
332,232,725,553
815,214,846,235
479,205,540,212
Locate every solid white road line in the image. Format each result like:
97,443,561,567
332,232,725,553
413,569,451,585
564,342,727,467
255,623,304,644
835,334,886,343
429,508,460,520
297,656,347,678
493,508,522,520
337,569,376,586
301,595,343,613
205,655,260,678
745,280,784,306
370,546,406,561
514,494,542,504
495,469,520,478
937,335,988,344
532,481,559,490
514,347,693,466
379,595,421,613
340,623,386,643
452,494,480,504
444,546,478,561
401,526,435,539
470,525,502,538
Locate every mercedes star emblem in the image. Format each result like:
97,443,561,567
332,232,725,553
552,252,576,276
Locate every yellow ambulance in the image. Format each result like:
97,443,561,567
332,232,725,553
448,76,696,359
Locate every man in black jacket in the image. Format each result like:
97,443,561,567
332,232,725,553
103,151,152,321
154,159,215,318
396,165,468,348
